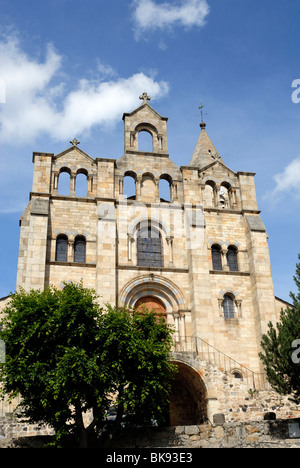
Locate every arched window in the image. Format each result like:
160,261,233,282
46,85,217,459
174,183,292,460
138,130,153,152
159,177,171,202
222,294,235,319
219,184,230,209
227,246,238,271
55,235,68,262
75,171,88,197
232,370,243,381
58,169,71,196
204,181,215,207
123,175,136,199
212,245,222,271
137,226,162,268
74,236,86,263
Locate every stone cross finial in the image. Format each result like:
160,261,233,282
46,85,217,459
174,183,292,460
70,138,80,147
139,92,151,104
198,104,204,122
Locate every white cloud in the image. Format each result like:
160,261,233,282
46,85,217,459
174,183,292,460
0,35,62,143
273,158,300,195
96,59,118,79
53,74,169,140
132,0,210,37
267,158,300,202
0,34,169,145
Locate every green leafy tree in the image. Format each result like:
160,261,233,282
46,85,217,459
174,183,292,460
259,255,300,403
0,283,176,447
98,304,176,428
0,283,108,447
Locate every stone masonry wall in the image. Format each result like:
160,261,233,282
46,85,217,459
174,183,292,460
1,417,300,448
100,419,300,448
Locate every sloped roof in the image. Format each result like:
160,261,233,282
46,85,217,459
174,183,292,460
122,101,168,122
189,122,224,169
54,145,95,163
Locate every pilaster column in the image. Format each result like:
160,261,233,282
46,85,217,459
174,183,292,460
200,185,205,204
221,245,229,271
166,236,174,264
68,239,74,263
172,182,178,202
213,184,220,207
127,233,134,262
154,178,160,202
70,174,76,197
119,177,124,196
87,175,93,196
173,312,180,342
53,172,59,194
235,299,242,318
136,176,142,201
179,313,186,341
231,188,237,208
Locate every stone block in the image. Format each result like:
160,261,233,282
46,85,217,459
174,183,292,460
30,198,49,216
184,426,199,435
214,426,224,439
245,215,266,232
213,414,226,425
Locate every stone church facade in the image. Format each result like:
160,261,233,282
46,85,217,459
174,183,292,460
1,95,298,424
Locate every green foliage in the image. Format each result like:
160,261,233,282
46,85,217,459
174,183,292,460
0,283,176,447
259,255,300,404
0,283,108,446
99,304,176,427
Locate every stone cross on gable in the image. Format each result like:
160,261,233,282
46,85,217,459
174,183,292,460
139,92,151,104
70,138,80,147
208,149,221,161
211,152,221,161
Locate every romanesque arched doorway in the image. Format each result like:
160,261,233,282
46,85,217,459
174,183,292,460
119,274,188,348
135,296,166,322
169,361,208,426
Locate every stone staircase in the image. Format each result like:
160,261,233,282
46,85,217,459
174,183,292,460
172,336,269,391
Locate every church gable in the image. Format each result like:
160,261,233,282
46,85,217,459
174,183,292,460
197,160,241,210
123,102,167,122
199,160,238,185
116,94,183,204
51,145,97,198
54,145,95,171
123,93,169,156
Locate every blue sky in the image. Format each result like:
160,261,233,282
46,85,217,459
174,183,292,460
1,0,300,302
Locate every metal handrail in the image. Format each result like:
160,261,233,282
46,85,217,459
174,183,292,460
172,336,269,391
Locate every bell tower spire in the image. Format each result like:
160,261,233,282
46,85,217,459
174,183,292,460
189,107,224,168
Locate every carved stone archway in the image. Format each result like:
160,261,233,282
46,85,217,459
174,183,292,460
119,274,188,341
169,361,208,426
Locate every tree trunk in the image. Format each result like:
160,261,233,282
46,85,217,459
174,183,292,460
116,386,124,426
74,399,88,448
